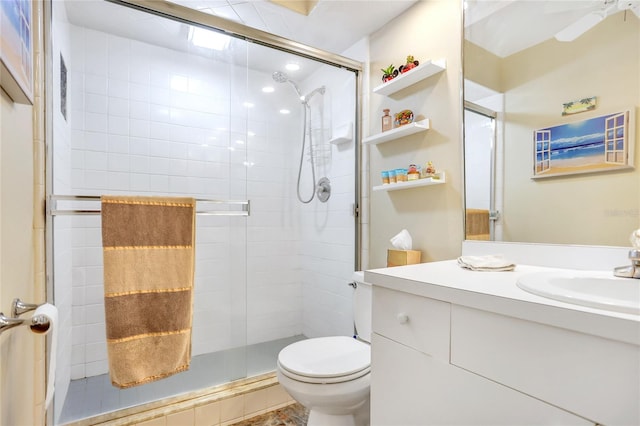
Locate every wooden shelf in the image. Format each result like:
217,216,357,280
363,119,430,145
373,59,446,96
373,172,446,192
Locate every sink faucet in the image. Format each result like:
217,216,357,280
614,249,640,278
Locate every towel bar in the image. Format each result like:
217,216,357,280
48,195,250,216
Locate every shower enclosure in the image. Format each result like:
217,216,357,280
46,1,360,423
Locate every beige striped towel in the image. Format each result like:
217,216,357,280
101,195,196,388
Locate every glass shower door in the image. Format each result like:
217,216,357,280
48,1,249,421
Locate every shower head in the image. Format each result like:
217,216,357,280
272,71,303,99
272,71,289,83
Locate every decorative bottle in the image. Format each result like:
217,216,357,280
408,164,420,181
382,109,392,132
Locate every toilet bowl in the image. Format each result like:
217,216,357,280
276,272,372,426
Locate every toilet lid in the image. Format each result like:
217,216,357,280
278,336,370,379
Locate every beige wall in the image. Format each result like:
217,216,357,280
368,0,464,267
499,13,640,245
463,40,502,93
0,1,46,424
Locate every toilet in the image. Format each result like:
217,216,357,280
276,271,372,426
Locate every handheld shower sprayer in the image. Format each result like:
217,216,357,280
272,71,325,104
271,70,329,203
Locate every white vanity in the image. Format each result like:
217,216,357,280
365,244,640,425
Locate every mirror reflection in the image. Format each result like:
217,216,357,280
463,0,640,247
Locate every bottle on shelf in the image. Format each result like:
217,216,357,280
408,164,420,181
382,109,392,132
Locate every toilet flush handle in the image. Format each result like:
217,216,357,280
397,313,409,324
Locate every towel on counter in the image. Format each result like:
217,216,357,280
101,195,196,388
457,255,515,272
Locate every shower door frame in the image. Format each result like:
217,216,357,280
44,1,364,423
45,0,365,287
109,1,365,274
463,101,498,240
106,1,365,271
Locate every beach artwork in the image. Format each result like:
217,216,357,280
562,96,597,116
0,0,33,104
533,109,634,178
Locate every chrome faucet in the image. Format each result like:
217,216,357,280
613,249,640,278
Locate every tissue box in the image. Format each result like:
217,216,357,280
387,250,421,267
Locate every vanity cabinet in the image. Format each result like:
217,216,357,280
370,285,636,425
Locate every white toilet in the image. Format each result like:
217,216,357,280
276,271,372,426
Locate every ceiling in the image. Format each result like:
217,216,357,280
64,0,418,58
62,0,418,83
165,0,418,55
63,1,640,78
465,0,640,58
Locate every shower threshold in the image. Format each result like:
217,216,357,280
58,335,305,425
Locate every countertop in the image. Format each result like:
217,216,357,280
365,260,640,346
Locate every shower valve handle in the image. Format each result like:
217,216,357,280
316,177,331,203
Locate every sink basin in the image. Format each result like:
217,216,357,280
517,271,640,314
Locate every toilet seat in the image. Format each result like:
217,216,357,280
278,336,370,384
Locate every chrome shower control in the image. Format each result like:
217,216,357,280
316,177,331,203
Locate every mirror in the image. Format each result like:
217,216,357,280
463,0,640,247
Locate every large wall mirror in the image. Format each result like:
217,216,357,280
463,0,640,247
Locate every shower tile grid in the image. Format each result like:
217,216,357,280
59,335,305,425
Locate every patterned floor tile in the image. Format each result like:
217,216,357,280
232,403,309,426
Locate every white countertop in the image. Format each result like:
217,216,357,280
365,260,640,346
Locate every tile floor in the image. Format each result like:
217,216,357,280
59,336,305,424
232,403,308,426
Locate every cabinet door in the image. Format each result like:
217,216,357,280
371,333,593,425
451,305,640,425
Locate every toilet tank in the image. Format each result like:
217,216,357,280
352,271,372,343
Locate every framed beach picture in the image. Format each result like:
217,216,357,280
0,0,33,104
533,108,635,179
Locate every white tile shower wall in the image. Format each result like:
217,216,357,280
299,65,358,339
65,25,307,378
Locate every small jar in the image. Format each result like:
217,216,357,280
408,164,420,181
395,168,407,182
388,169,397,184
381,170,390,184
382,109,392,132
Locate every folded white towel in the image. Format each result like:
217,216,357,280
457,255,515,272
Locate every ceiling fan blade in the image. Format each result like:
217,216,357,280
617,0,640,16
555,11,605,41
617,0,640,10
544,0,602,15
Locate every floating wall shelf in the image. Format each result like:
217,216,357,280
363,119,430,145
373,172,446,192
373,59,446,97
